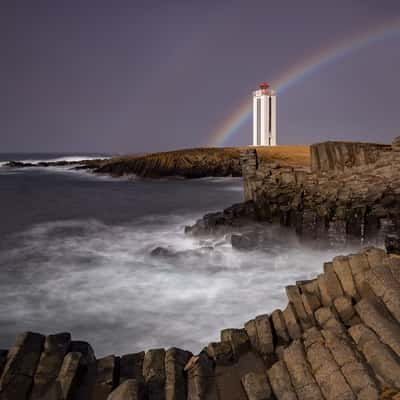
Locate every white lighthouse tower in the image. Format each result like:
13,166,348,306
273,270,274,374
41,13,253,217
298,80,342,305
253,82,277,146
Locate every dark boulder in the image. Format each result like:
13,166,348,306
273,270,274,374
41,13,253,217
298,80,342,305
0,350,8,377
185,201,256,236
385,234,400,255
150,247,175,258
231,233,258,251
150,246,214,259
5,161,35,168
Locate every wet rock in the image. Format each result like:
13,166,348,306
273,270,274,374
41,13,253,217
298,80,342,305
333,297,360,327
314,307,347,336
303,328,355,400
270,310,290,346
165,348,192,400
150,247,175,258
286,286,313,330
347,253,374,298
69,341,96,365
120,352,145,384
385,254,400,283
206,342,233,366
185,354,217,400
282,340,323,400
254,315,274,364
363,247,387,269
0,351,8,380
349,324,400,390
30,332,71,400
323,262,344,301
267,360,297,400
57,351,83,400
385,234,400,255
301,292,320,325
143,349,166,400
213,350,265,400
321,329,380,399
0,331,45,400
185,202,255,236
241,371,272,400
91,355,118,400
220,329,250,360
5,161,35,168
282,303,302,340
355,298,400,358
317,273,333,307
365,263,400,323
332,256,359,301
69,341,97,400
244,319,259,352
107,379,144,400
231,233,258,251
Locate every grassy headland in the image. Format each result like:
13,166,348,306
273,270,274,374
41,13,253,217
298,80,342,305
91,145,310,178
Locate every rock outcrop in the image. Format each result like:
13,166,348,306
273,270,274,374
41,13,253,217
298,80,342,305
2,246,400,399
310,141,391,173
188,139,400,245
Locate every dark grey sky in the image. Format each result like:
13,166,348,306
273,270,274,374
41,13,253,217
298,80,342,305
1,0,399,153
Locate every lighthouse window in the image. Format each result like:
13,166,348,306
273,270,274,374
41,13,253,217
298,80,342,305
257,98,261,145
269,96,272,133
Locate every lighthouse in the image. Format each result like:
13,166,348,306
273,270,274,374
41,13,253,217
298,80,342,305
253,82,277,146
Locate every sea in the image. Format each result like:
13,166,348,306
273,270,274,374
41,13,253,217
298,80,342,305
0,153,355,357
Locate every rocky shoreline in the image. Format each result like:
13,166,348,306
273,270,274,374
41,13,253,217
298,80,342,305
3,141,400,399
1,244,400,399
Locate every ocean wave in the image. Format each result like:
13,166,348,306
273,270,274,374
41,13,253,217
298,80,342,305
20,155,111,164
0,216,356,356
0,155,111,167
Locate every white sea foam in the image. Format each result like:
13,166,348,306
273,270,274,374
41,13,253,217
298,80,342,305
0,155,111,167
0,215,357,357
20,155,111,164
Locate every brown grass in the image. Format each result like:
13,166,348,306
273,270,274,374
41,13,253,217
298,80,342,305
93,145,311,178
109,145,311,167
253,145,310,167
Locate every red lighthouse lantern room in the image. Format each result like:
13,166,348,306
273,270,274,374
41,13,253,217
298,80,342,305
259,82,269,94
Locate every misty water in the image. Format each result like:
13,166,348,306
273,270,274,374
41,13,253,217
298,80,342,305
0,154,357,357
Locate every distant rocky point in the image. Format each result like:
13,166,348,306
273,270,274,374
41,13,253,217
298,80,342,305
3,146,310,179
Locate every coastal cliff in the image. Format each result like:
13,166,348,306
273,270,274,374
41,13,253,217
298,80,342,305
188,139,400,245
1,245,400,399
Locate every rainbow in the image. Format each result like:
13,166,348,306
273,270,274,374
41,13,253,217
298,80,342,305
207,16,400,147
